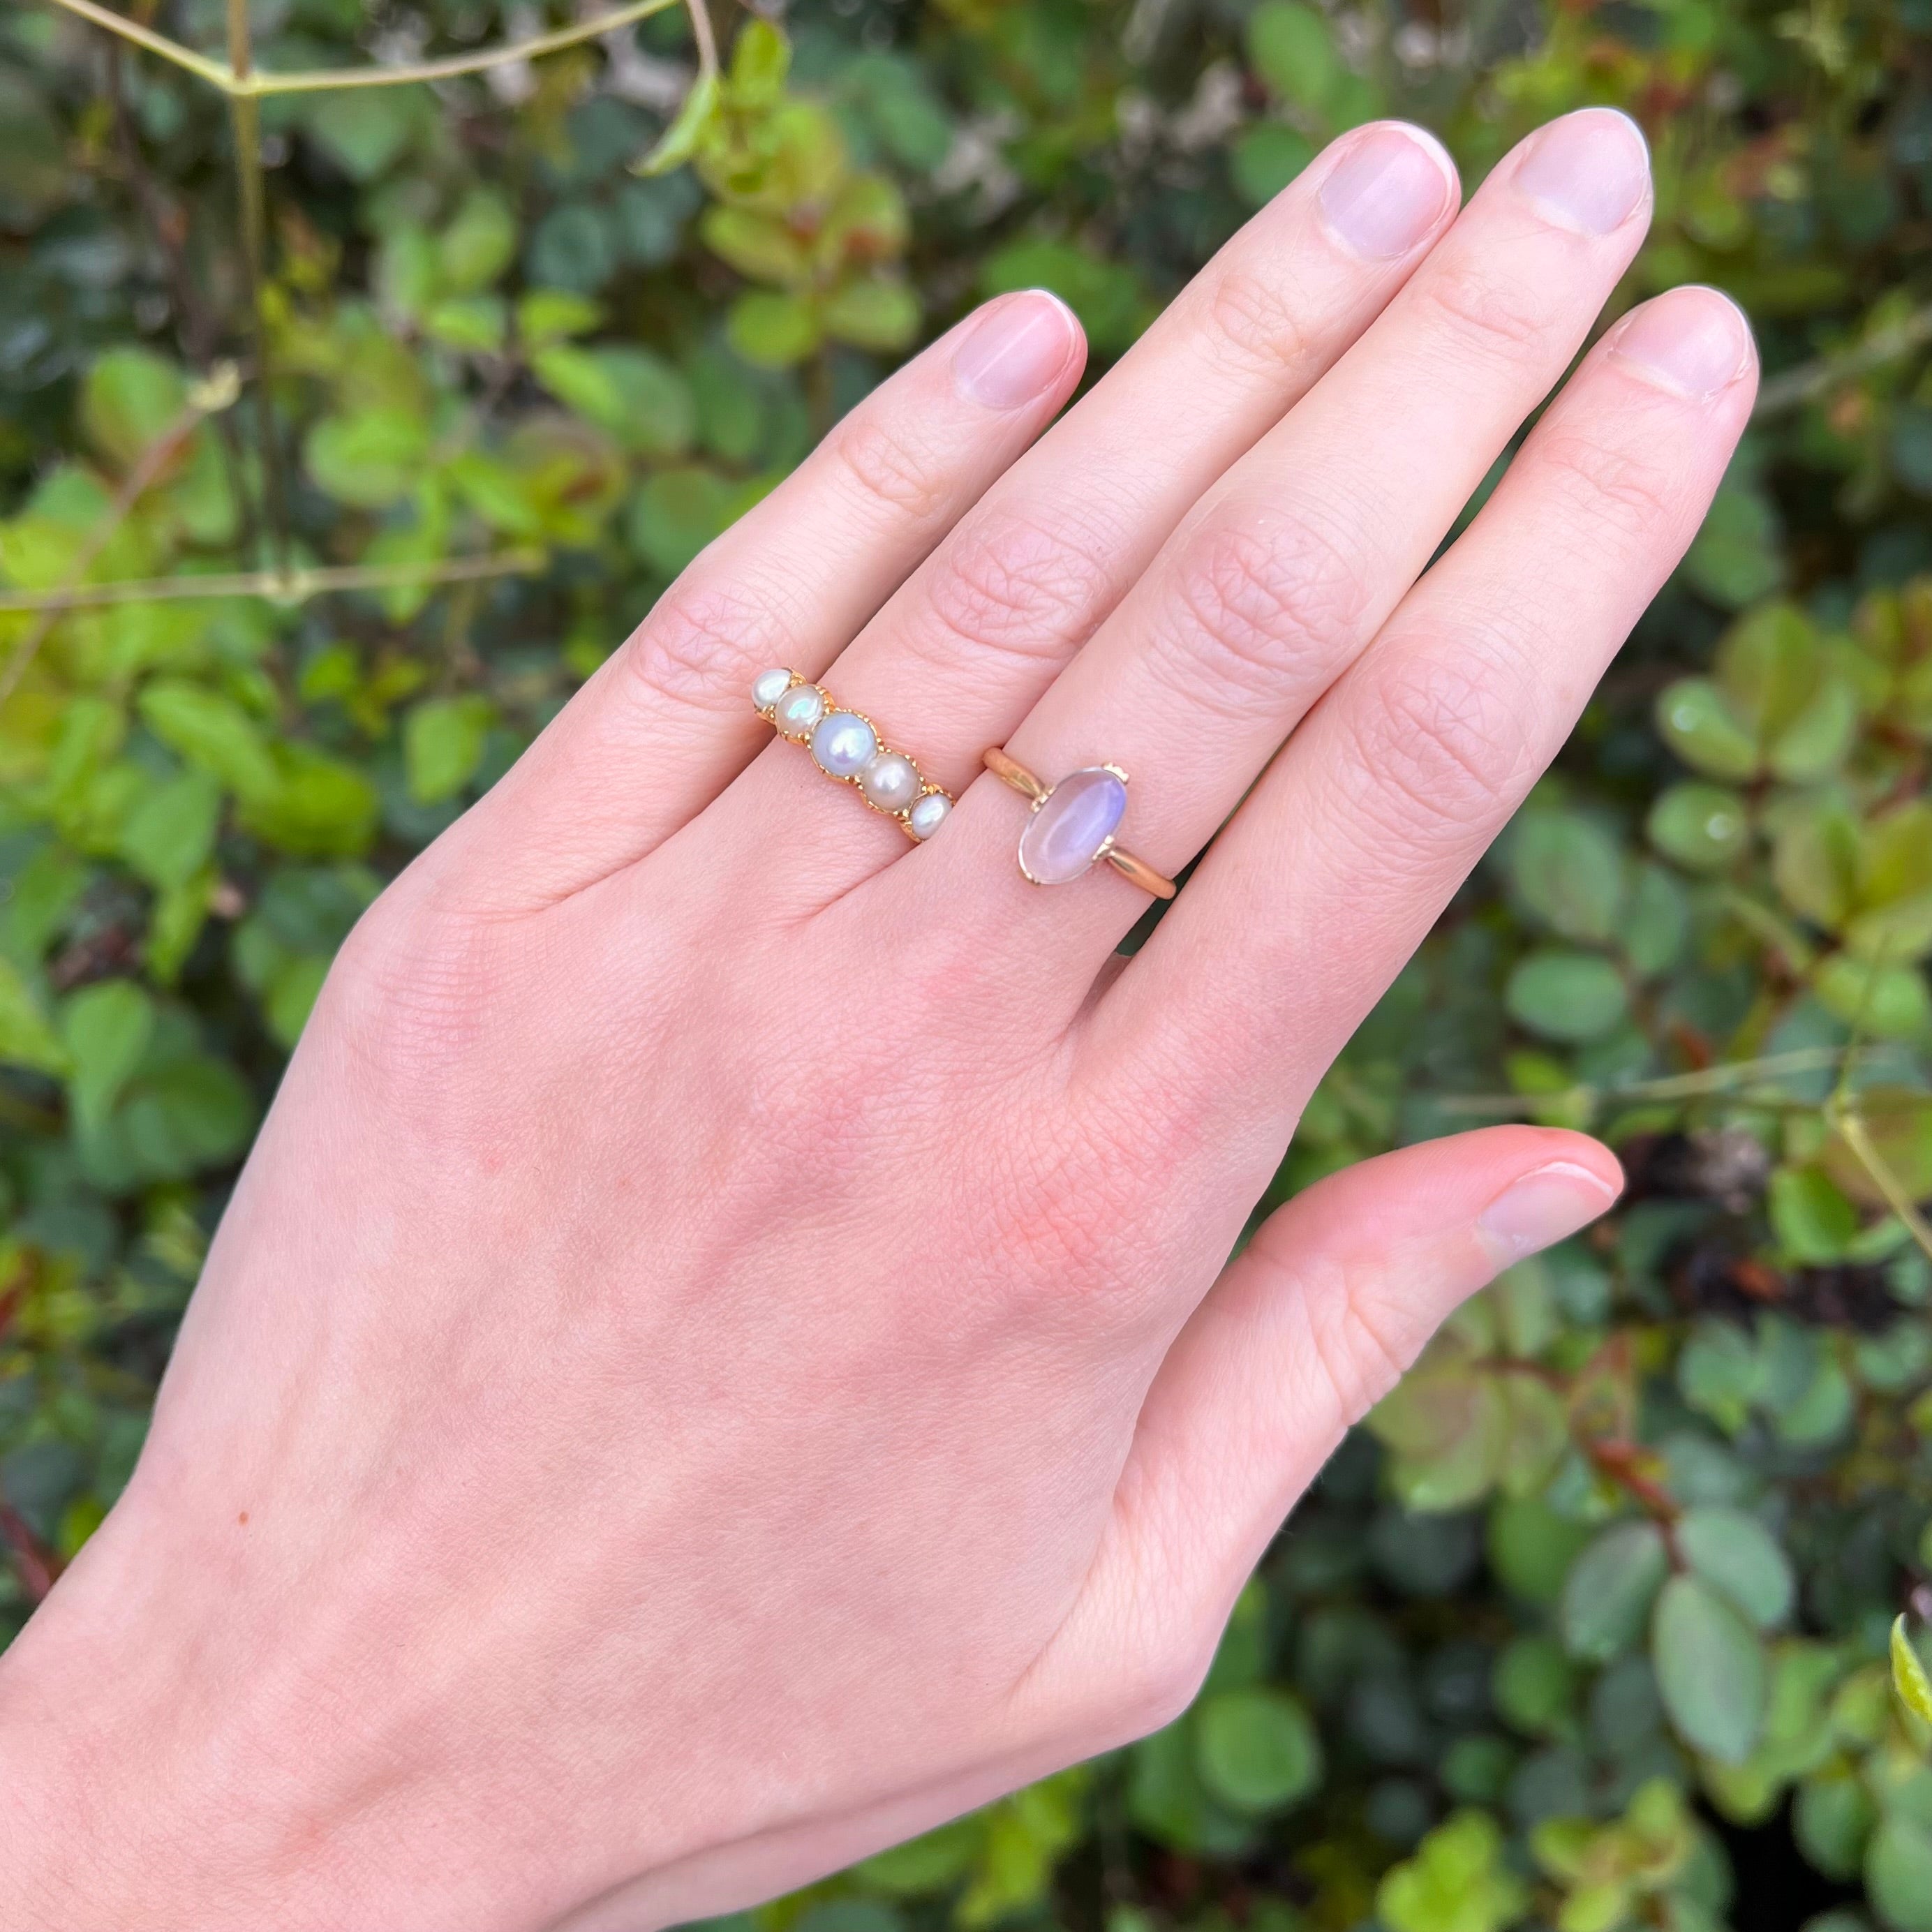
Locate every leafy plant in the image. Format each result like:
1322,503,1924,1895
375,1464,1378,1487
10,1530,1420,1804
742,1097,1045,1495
4,1,1932,1929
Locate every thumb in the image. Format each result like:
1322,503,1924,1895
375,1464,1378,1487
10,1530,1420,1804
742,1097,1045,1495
1103,1127,1620,1645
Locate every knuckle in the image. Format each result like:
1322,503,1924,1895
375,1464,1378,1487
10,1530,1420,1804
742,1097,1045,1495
1413,258,1553,360
1343,651,1529,846
1157,504,1369,715
1203,264,1316,378
618,581,794,716
829,409,953,525
1533,426,1679,540
912,506,1115,675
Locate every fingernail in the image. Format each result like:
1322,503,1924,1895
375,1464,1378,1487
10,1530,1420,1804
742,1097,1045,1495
1513,107,1650,235
1609,286,1755,400
1478,1161,1619,1261
953,292,1080,410
1318,124,1455,260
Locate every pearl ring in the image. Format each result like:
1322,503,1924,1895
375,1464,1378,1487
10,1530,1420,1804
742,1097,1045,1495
983,748,1177,900
752,668,953,841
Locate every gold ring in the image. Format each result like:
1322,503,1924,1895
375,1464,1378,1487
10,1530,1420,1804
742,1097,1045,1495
753,667,953,841
983,748,1177,900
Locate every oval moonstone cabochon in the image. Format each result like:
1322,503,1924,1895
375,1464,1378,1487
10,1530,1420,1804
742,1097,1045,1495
1018,766,1128,885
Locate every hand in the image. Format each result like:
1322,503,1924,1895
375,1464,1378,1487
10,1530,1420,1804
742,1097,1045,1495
0,107,1753,1932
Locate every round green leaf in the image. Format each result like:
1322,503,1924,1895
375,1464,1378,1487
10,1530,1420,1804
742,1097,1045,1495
1869,1816,1932,1932
1651,1573,1768,1765
1656,677,1760,780
1675,1507,1796,1629
1560,1519,1670,1663
1504,949,1628,1042
1648,782,1751,872
1194,1686,1323,1815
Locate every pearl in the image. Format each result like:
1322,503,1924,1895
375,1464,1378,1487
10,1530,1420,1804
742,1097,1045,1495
773,684,826,739
751,667,793,710
1018,766,1127,884
860,751,921,811
907,793,951,840
811,711,877,778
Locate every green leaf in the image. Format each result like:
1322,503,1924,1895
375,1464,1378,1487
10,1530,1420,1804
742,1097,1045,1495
1682,474,1784,609
1504,949,1628,1042
0,955,68,1075
138,681,279,803
1509,811,1625,942
1868,1816,1932,1932
1492,1634,1579,1739
1815,953,1932,1041
1376,1811,1529,1932
517,290,605,348
59,979,154,1131
1893,1617,1932,1724
1648,782,1751,872
81,348,187,471
1768,1164,1862,1265
436,189,518,295
533,345,696,458
117,768,222,890
637,69,720,177
820,274,921,353
404,696,496,805
1229,124,1316,207
424,295,508,355
1676,1508,1796,1629
304,410,431,510
1194,1687,1323,1815
727,290,822,369
305,88,422,181
627,466,745,577
1652,1573,1768,1764
1246,1,1341,114
1561,1520,1670,1663
728,16,792,104
1656,677,1760,780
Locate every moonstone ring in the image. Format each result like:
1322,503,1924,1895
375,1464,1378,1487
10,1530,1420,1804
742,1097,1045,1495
752,667,953,842
983,748,1177,900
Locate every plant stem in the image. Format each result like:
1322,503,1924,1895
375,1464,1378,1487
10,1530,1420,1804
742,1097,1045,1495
40,0,682,96
0,551,547,615
223,0,288,575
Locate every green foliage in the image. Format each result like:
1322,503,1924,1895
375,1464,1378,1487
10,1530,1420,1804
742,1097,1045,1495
4,0,1932,1928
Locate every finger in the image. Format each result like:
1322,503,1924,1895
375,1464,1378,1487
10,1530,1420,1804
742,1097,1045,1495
1075,1130,1620,1661
711,121,1459,893
433,292,1086,911
1100,285,1757,1127
885,107,1651,987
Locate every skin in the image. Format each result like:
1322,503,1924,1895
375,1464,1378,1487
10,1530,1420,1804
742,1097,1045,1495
0,109,1755,1931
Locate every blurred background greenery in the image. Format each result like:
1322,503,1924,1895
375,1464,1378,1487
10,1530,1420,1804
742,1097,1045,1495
3,0,1932,1926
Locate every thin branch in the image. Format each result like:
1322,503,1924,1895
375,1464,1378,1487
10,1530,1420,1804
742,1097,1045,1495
39,0,682,96
39,0,231,89
1830,1110,1932,1267
1753,300,1932,418
0,366,241,706
1430,1046,1855,1117
224,0,287,572
0,550,547,616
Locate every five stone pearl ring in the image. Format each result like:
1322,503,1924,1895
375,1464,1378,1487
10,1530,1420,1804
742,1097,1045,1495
752,667,954,842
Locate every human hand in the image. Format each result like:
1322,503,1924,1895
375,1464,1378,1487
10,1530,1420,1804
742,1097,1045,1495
0,107,1754,1932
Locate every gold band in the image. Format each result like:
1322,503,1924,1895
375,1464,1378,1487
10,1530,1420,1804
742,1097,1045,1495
983,748,1177,900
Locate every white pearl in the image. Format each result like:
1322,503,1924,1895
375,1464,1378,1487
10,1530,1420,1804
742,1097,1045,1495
907,793,951,840
773,684,826,738
811,712,877,778
751,667,792,710
860,752,920,811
